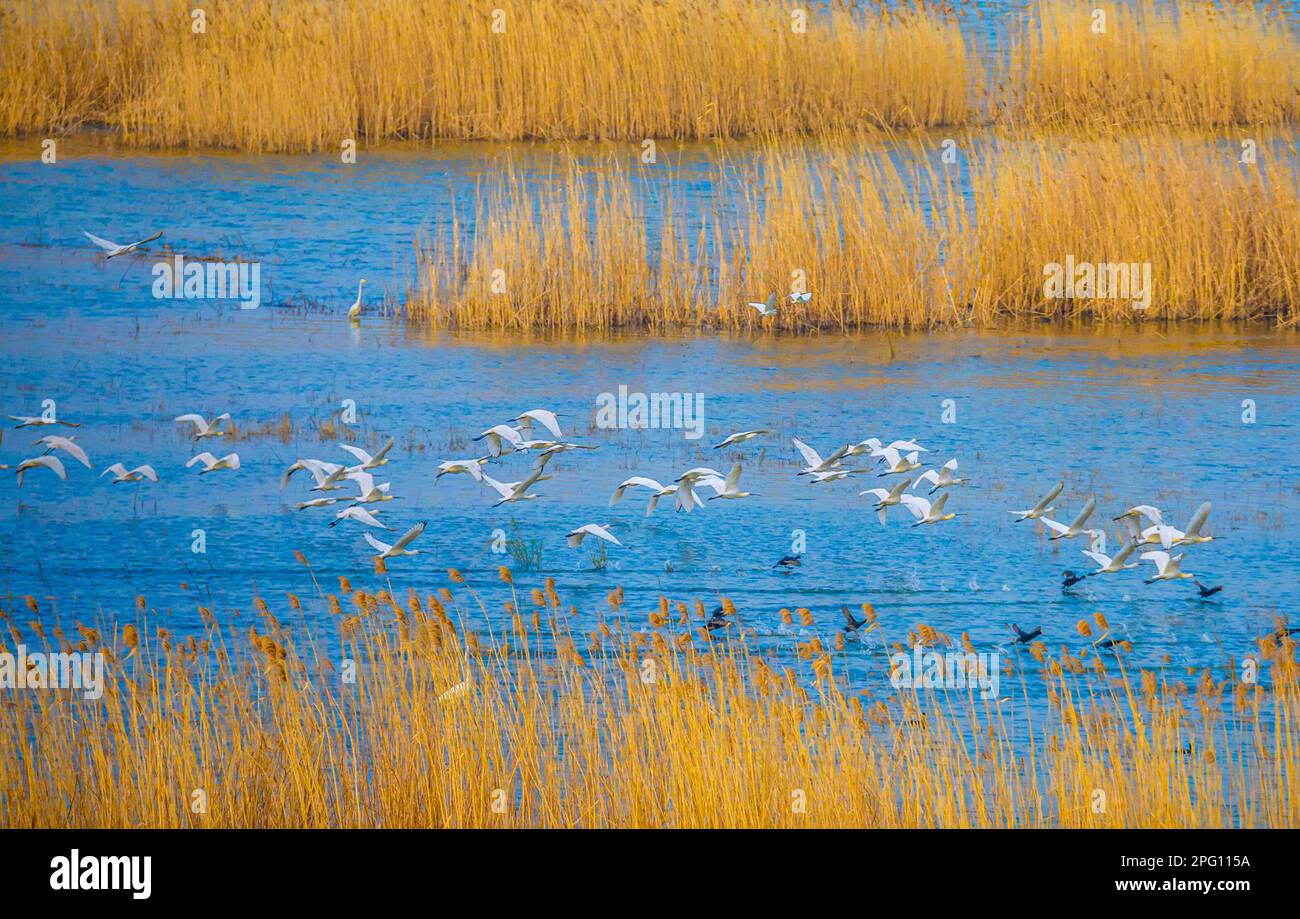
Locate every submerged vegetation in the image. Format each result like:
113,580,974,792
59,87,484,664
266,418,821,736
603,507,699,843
406,135,1300,332
1,1,1297,152
1,574,1296,827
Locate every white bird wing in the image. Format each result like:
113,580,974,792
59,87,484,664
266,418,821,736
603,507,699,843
370,437,396,463
860,488,889,501
1068,497,1097,531
364,531,393,555
915,469,940,487
1183,501,1211,537
480,474,515,500
791,437,822,469
586,524,621,546
1082,549,1111,568
890,477,913,498
391,522,426,551
879,446,902,469
1111,542,1137,565
339,443,374,465
899,494,930,520
83,231,122,252
611,476,662,505
1032,481,1065,514
1141,550,1171,574
349,507,386,527
464,460,485,481
931,492,950,514
221,453,240,469
891,439,928,453
566,530,586,548
26,454,67,479
942,458,958,473
1041,517,1070,536
696,475,727,495
59,439,91,468
187,452,217,468
133,465,159,482
350,470,376,495
823,444,850,467
102,462,128,479
521,410,563,439
174,413,208,433
724,463,742,493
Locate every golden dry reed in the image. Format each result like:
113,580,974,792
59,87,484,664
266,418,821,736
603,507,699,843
1002,1,1300,129
3,1,1299,152
0,0,969,152
1,579,1296,828
405,135,1300,332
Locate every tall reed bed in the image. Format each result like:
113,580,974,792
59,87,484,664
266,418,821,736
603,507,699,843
406,135,1300,332
0,0,970,152
4,0,1299,151
1003,1,1300,129
1,576,1295,828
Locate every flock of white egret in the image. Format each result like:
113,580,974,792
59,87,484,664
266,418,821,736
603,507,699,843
5,401,1221,595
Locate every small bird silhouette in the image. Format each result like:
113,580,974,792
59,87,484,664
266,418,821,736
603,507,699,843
705,605,730,632
1194,580,1223,598
773,554,802,571
1009,623,1042,645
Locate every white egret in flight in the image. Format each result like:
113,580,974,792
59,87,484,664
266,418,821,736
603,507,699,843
16,454,66,486
899,492,959,527
705,464,756,501
748,293,778,317
610,476,679,516
913,458,966,494
84,229,162,259
349,470,395,504
436,458,488,482
282,458,342,490
187,452,240,474
175,413,231,441
365,521,426,560
1174,501,1216,546
1011,481,1064,522
876,447,922,476
101,463,158,484
859,477,913,525
1041,497,1099,541
513,409,564,440
792,437,848,475
474,424,524,458
9,414,79,429
713,429,770,450
566,524,621,548
1082,541,1139,575
482,466,549,506
1141,550,1195,583
37,435,90,469
329,505,389,529
340,437,394,471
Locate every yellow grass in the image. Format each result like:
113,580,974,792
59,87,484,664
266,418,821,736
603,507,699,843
0,0,970,152
1004,1,1300,130
405,135,1300,332
5,1,1299,152
1,576,1296,828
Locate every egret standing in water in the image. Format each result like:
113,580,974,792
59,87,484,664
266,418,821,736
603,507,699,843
347,279,368,321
